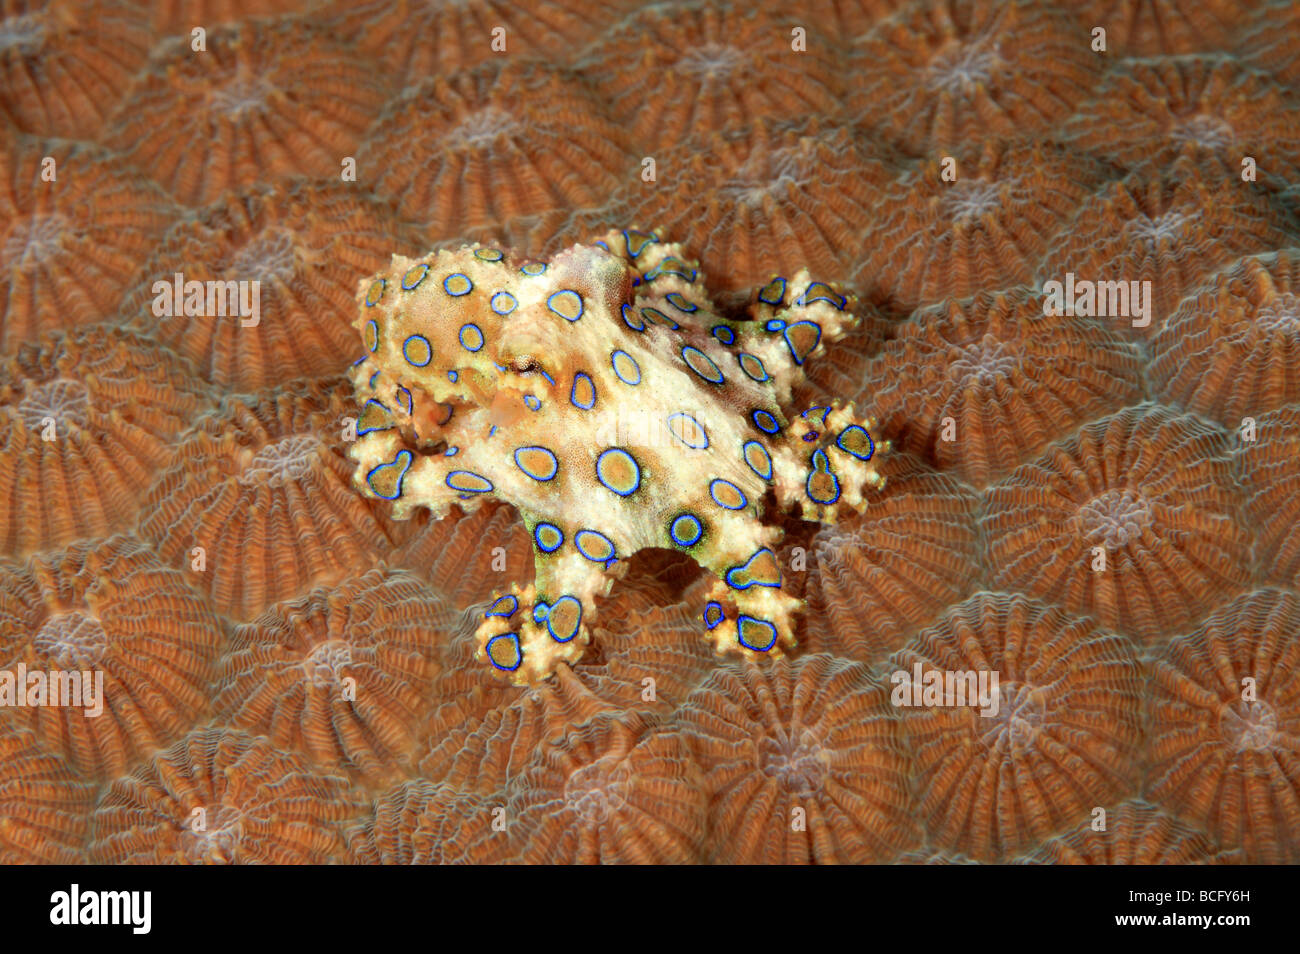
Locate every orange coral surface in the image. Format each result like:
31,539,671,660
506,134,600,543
0,0,1297,866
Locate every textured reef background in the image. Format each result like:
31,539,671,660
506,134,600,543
1,0,1299,864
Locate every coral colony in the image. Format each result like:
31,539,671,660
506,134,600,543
0,0,1297,869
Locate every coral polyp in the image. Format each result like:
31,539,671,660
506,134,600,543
105,19,391,206
678,654,919,863
1038,158,1297,338
856,141,1108,313
447,710,709,864
346,229,886,683
1239,406,1300,588
982,404,1253,642
359,60,634,235
0,327,213,557
802,453,982,663
861,287,1145,485
612,119,896,296
0,0,147,138
1,137,179,354
119,180,424,390
1150,250,1300,423
893,593,1145,862
1146,589,1300,863
139,376,408,620
578,4,845,147
0,535,224,779
0,723,95,863
1063,55,1300,194
213,569,456,784
849,0,1097,155
1025,799,1240,864
90,727,363,864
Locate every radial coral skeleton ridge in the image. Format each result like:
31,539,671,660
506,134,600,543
346,228,887,684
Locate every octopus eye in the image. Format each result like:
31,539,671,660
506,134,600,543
513,357,539,374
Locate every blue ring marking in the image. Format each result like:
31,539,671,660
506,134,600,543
537,366,555,386
751,409,781,435
490,291,517,315
445,470,493,494
806,448,842,505
545,595,583,643
646,258,696,283
711,324,735,346
445,446,459,456
403,334,432,367
593,240,609,251
532,601,549,623
485,633,522,672
364,319,379,352
743,440,773,480
596,447,641,496
709,478,748,510
351,353,368,367
737,615,779,652
485,594,519,618
666,412,709,450
368,369,381,389
547,289,584,322
534,522,564,553
621,303,646,331
642,306,679,330
797,282,846,310
758,277,786,306
401,263,429,290
611,350,641,385
396,386,412,414
448,370,459,383
444,273,473,296
622,228,657,258
474,248,504,262
365,449,413,500
836,424,876,461
364,279,385,307
514,445,559,482
665,291,698,313
782,320,823,365
521,262,547,276
765,318,786,332
523,394,542,411
802,405,832,425
703,602,725,630
459,323,484,351
726,548,781,591
737,352,769,382
575,529,617,567
488,425,497,437
356,398,394,436
669,513,704,547
570,371,596,410
681,345,724,384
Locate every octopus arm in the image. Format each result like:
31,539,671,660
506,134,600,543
773,403,888,524
349,429,493,521
475,526,627,686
